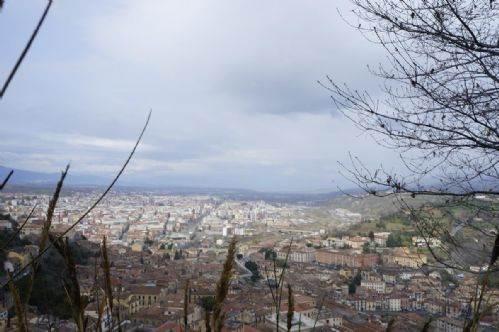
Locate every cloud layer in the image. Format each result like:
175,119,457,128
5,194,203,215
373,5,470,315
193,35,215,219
0,0,400,191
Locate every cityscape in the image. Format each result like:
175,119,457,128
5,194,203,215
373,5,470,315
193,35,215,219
1,188,497,331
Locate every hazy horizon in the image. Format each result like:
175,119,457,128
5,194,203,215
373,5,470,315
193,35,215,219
0,164,360,195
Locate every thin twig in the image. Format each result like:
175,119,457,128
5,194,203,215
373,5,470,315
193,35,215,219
0,169,13,190
0,0,53,99
312,294,325,332
276,238,293,332
0,204,37,252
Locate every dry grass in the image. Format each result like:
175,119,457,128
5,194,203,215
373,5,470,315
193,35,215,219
7,272,27,332
286,284,294,332
213,237,237,332
40,165,69,253
25,166,69,307
96,293,108,332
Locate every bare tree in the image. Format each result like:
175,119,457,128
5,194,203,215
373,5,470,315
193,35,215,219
324,0,498,198
323,0,498,329
264,239,293,332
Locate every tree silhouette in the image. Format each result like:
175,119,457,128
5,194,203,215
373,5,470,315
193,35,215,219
324,0,498,328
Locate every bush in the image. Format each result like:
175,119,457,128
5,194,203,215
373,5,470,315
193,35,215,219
386,233,402,247
362,242,372,253
200,296,215,311
259,248,277,261
16,248,73,318
245,260,261,281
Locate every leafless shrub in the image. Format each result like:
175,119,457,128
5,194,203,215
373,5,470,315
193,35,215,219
264,238,293,332
312,294,325,332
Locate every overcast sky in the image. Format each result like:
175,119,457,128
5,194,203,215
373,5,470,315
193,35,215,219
0,0,403,192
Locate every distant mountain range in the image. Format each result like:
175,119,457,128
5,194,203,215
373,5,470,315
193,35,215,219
0,165,106,187
0,165,348,203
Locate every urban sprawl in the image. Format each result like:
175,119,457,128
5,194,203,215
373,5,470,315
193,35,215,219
0,191,497,331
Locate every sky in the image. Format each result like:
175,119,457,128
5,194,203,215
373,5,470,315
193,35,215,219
0,0,403,192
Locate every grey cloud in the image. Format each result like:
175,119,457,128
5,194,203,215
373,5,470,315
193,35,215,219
0,0,400,191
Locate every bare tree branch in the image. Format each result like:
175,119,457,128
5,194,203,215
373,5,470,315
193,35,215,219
0,0,53,99
0,169,13,191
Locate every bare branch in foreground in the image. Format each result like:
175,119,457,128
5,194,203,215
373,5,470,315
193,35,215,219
0,169,13,190
0,0,53,99
0,204,37,252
